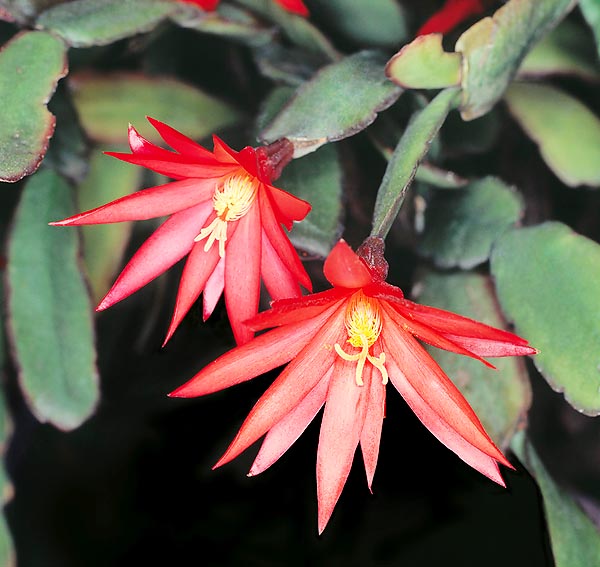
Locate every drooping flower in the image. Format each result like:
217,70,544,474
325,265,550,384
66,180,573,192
51,117,312,345
178,0,309,17
171,238,537,533
416,0,486,36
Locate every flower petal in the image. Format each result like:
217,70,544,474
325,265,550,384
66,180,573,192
50,178,215,226
417,0,485,36
258,188,312,291
317,358,371,534
247,290,347,331
97,202,210,311
275,0,309,16
170,301,341,398
386,356,505,485
163,236,222,346
323,240,372,289
384,303,496,368
266,185,311,229
146,116,215,160
439,334,538,357
225,202,262,345
260,231,301,302
212,135,245,165
248,366,332,477
213,304,346,468
360,350,386,492
397,298,531,346
380,312,510,466
203,256,225,321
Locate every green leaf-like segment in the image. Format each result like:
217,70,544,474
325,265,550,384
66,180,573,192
371,88,460,240
260,51,402,156
455,0,576,120
79,150,143,304
36,0,176,47
277,144,342,257
491,222,600,415
504,82,600,188
511,431,600,567
416,271,531,449
386,33,461,89
580,0,600,60
418,177,523,269
70,74,242,145
7,170,99,430
0,31,67,183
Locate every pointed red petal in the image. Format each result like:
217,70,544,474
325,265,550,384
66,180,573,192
224,203,261,345
317,358,370,534
398,298,530,346
50,178,215,226
146,116,215,160
163,236,221,346
105,151,234,180
260,231,301,302
97,202,209,311
323,240,372,289
247,288,347,331
275,0,309,16
248,367,331,477
180,0,220,11
213,305,346,467
259,189,312,290
127,123,158,155
203,256,225,321
212,135,242,165
442,334,538,357
170,304,339,398
360,350,386,491
384,303,496,368
380,312,510,466
266,185,311,229
386,356,506,485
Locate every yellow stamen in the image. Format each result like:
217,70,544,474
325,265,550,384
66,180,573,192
334,291,388,386
195,172,259,257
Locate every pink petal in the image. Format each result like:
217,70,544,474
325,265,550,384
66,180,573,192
360,348,386,491
275,0,309,17
260,231,301,302
203,256,225,321
380,309,510,466
212,135,242,164
248,366,332,476
97,202,210,311
248,288,348,331
440,334,538,357
317,357,371,534
386,356,505,485
384,303,495,368
397,298,530,346
163,236,222,346
323,240,372,289
213,305,346,468
146,116,215,160
266,185,311,229
127,122,159,155
224,202,262,345
258,189,312,291
50,178,215,226
170,300,341,398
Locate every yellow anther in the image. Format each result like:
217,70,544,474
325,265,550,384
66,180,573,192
334,291,388,385
195,172,258,257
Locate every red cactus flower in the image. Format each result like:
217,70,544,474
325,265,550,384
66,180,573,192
51,117,311,346
417,0,486,36
171,239,537,533
179,0,309,17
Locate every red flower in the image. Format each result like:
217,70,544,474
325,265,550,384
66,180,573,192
51,117,312,345
179,0,309,17
417,0,485,36
171,239,537,533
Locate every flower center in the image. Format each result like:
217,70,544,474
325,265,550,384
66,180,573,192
334,291,388,386
195,172,259,257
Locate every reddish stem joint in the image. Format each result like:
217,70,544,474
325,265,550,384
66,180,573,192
255,138,294,182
